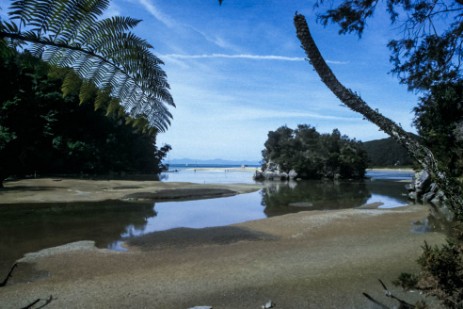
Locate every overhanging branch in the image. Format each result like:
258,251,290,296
293,13,463,219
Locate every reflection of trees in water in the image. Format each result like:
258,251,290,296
365,180,409,204
0,201,156,274
261,180,370,216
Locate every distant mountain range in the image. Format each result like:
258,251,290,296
165,158,261,166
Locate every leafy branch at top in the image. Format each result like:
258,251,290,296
316,0,463,91
0,0,174,132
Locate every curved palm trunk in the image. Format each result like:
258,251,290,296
294,13,463,220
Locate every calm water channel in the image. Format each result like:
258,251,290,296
0,168,413,274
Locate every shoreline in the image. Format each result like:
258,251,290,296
1,175,446,308
367,167,414,172
0,177,261,205
0,167,413,205
0,203,445,308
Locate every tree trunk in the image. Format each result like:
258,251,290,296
293,13,463,220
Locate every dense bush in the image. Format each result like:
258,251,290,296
394,239,463,308
0,50,170,186
261,125,368,179
414,82,463,178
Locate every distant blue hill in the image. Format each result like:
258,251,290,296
166,158,260,166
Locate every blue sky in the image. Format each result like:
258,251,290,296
1,0,419,161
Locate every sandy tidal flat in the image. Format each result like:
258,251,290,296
0,178,260,204
0,177,447,308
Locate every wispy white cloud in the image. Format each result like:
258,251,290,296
162,53,348,64
162,53,305,61
326,60,350,65
137,0,175,28
222,107,361,122
135,0,240,51
187,27,242,52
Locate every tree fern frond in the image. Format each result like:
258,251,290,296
9,0,36,27
95,86,112,111
106,97,122,116
74,55,98,78
47,66,67,80
29,42,46,58
75,17,142,57
146,103,172,127
28,1,55,33
59,0,110,43
87,16,141,38
48,1,81,38
79,80,98,104
2,0,174,131
47,46,73,66
130,116,151,133
82,60,110,87
125,90,145,115
2,21,20,33
92,63,112,86
100,65,119,88
117,104,126,119
114,74,131,98
61,69,83,97
41,44,62,62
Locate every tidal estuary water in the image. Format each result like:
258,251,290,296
0,167,413,274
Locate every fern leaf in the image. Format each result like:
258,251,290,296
79,80,97,104
61,69,82,97
3,0,174,132
106,97,120,116
94,86,112,111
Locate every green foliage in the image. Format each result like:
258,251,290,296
262,125,368,179
0,126,16,151
362,137,414,167
0,49,170,185
414,82,463,177
416,241,463,308
0,0,174,131
390,236,463,308
393,272,419,290
316,0,463,91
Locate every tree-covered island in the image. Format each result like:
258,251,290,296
258,125,368,180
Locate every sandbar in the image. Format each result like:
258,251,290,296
0,178,447,308
0,178,261,204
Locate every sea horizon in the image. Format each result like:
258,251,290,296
165,157,261,168
167,163,261,169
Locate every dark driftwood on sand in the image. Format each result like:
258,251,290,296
363,279,415,309
21,295,53,309
0,263,17,287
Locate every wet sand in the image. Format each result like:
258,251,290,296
0,178,261,204
0,178,447,308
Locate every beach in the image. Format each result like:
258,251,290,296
0,177,261,204
0,177,446,308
